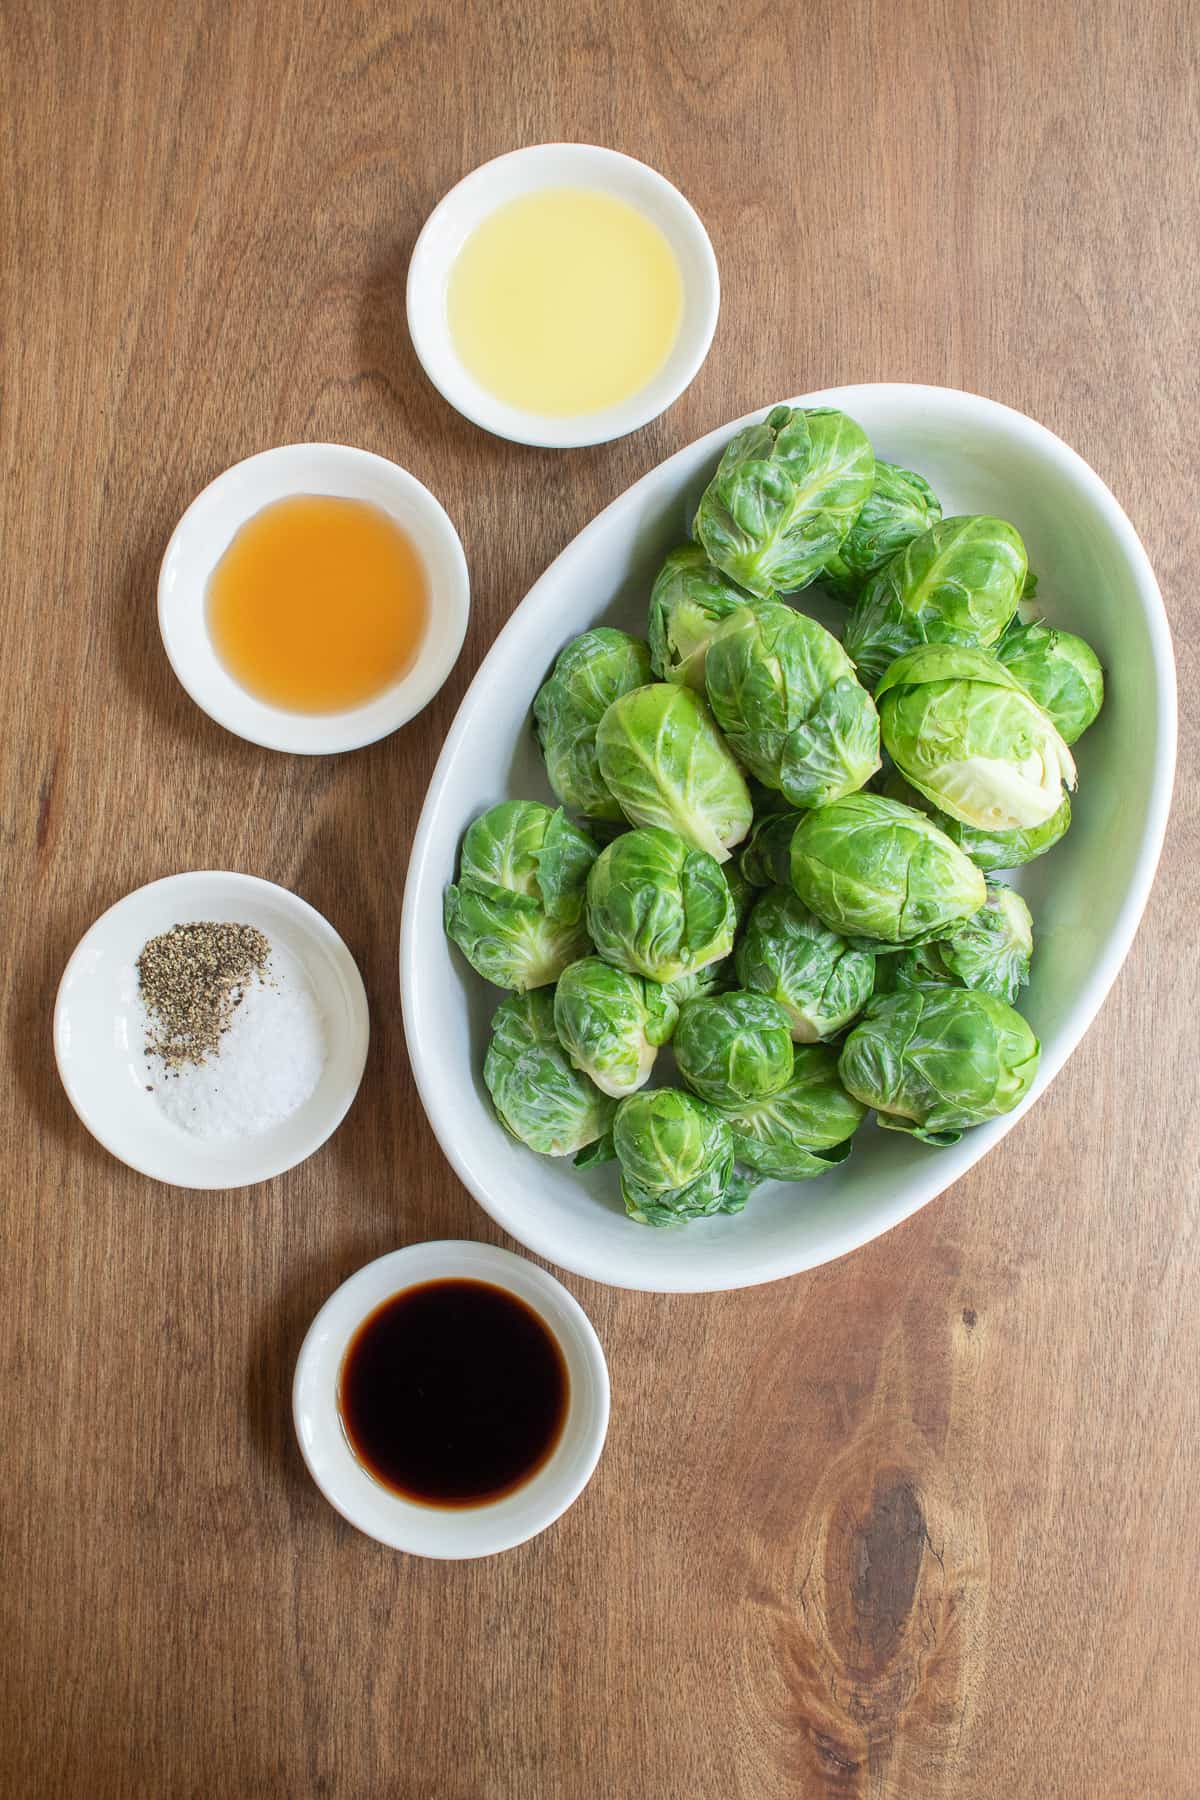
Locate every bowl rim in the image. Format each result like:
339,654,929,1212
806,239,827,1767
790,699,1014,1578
54,869,370,1189
157,442,471,755
291,1240,611,1556
399,382,1177,1291
405,141,721,449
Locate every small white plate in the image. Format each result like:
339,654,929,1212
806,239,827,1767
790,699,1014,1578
293,1241,610,1557
407,143,720,448
158,443,470,754
54,871,369,1189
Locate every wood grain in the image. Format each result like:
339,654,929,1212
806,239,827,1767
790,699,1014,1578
2,1,1198,1794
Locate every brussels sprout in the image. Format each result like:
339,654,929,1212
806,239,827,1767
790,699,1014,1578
724,859,754,931
458,801,598,923
877,644,1076,832
484,991,616,1155
595,683,752,863
738,808,802,888
790,792,987,945
711,1046,866,1180
573,1132,616,1169
736,885,876,1041
552,957,678,1099
444,802,598,990
994,620,1104,745
944,796,1072,870
704,602,880,808
613,1087,739,1225
647,545,755,689
878,769,1071,872
533,628,653,821
838,986,1040,1144
585,826,735,982
822,460,943,599
693,405,875,598
843,515,1027,689
673,990,795,1107
886,883,1033,1004
662,968,722,1007
444,885,590,992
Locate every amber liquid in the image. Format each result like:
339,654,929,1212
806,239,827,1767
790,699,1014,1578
338,1280,570,1508
206,493,429,713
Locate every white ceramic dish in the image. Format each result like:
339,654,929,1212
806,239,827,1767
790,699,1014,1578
55,871,369,1189
293,1240,610,1556
401,384,1176,1293
158,444,469,753
406,143,720,448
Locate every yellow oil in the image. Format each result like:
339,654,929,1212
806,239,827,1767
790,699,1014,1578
447,187,684,417
206,494,428,714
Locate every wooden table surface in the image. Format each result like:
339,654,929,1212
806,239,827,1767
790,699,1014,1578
3,2,1198,1795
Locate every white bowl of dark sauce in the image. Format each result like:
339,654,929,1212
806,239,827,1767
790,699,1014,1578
292,1241,610,1556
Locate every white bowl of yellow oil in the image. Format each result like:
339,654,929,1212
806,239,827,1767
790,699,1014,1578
406,143,720,448
158,444,470,753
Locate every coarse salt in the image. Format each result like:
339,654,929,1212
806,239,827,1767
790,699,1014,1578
143,941,327,1139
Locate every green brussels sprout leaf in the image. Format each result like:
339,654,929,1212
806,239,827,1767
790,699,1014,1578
673,990,795,1107
838,986,1040,1144
647,544,755,689
585,826,735,982
596,682,752,862
704,602,880,809
736,885,876,1040
484,991,616,1155
821,460,943,600
711,1045,866,1180
843,515,1027,689
876,643,1076,832
790,791,987,945
533,628,653,821
887,883,1033,1004
694,405,876,598
994,620,1104,745
738,809,802,888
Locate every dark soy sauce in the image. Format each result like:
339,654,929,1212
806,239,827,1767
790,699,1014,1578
338,1279,569,1507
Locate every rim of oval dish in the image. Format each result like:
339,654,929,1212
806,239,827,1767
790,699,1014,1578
399,383,1177,1291
406,142,721,449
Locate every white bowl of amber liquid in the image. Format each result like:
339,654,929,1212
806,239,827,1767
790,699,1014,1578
158,443,470,754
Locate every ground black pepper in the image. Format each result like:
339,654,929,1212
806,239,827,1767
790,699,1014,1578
136,921,271,1071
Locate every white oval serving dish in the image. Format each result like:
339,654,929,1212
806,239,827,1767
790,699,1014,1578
400,384,1176,1293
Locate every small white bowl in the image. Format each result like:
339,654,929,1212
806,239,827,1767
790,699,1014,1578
54,871,369,1189
406,143,720,448
158,444,470,754
293,1241,610,1557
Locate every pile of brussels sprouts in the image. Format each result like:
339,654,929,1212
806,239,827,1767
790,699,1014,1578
444,404,1104,1228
